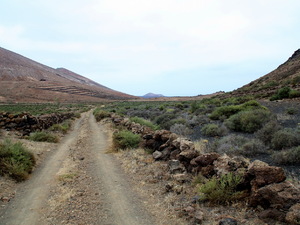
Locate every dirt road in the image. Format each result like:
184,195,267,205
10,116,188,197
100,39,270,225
0,111,155,225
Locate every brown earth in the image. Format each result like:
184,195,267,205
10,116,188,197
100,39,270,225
0,47,138,103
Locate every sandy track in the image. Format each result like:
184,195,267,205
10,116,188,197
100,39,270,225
0,111,155,225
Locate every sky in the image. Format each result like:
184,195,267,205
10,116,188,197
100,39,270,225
0,0,299,96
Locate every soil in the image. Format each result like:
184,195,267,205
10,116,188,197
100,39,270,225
0,111,158,225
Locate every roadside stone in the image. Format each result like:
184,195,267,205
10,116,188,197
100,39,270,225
194,210,204,224
247,160,286,190
249,181,300,210
168,160,186,174
258,209,286,222
172,173,189,183
190,153,220,167
214,154,250,176
152,151,163,160
286,203,300,225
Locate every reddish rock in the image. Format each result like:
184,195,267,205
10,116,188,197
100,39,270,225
247,160,286,190
249,181,300,210
190,153,220,167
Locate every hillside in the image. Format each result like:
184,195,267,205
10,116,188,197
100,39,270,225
230,49,300,99
141,93,165,99
0,47,137,103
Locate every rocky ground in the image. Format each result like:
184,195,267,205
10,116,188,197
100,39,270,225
1,110,299,225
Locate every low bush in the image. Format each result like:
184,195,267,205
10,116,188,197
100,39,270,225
113,130,141,149
210,100,266,120
170,123,193,137
28,131,59,143
271,146,300,165
271,128,300,150
93,108,111,121
0,139,36,181
214,134,267,156
201,123,228,137
198,172,245,204
130,116,159,130
49,120,72,134
289,89,300,98
270,86,300,100
255,120,281,145
225,109,271,133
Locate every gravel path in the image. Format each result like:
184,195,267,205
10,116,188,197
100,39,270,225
0,111,155,225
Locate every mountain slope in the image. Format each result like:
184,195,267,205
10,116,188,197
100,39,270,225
142,93,165,99
230,49,300,99
0,47,136,103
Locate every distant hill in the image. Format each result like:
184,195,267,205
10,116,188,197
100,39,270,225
0,47,137,103
230,49,300,99
142,93,165,99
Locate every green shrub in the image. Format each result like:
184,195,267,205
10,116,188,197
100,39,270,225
49,120,72,134
255,120,281,145
270,86,292,101
198,173,244,204
210,100,265,120
93,108,111,121
201,123,228,137
225,109,271,133
271,146,300,165
28,131,59,143
130,116,159,130
289,89,300,98
271,128,300,150
113,130,141,149
0,139,36,181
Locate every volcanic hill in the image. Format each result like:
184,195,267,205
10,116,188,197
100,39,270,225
0,47,137,103
230,49,300,99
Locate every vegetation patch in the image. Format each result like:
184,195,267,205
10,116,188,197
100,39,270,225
130,116,159,130
209,100,266,120
0,139,36,181
28,131,59,143
270,86,300,101
198,172,245,204
271,128,300,150
271,146,300,165
225,109,271,133
49,120,72,134
214,134,266,156
201,123,228,137
113,130,141,150
93,108,111,121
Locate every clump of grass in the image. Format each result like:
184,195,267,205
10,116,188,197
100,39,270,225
271,128,300,150
271,146,300,165
201,123,228,137
49,120,72,134
93,108,111,121
225,109,271,133
0,139,36,181
28,131,59,143
198,172,245,204
113,130,141,150
129,116,159,130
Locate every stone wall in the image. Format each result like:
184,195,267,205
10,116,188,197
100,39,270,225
107,113,300,224
0,112,75,135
